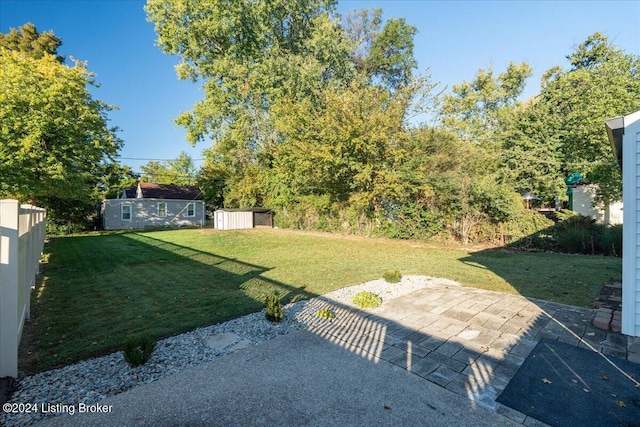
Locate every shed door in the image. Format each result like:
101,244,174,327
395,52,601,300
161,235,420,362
254,211,272,227
215,211,225,230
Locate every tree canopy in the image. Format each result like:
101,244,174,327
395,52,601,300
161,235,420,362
146,0,638,244
0,22,64,62
0,24,121,223
140,151,198,185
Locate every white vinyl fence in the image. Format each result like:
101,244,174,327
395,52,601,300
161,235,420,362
0,200,46,378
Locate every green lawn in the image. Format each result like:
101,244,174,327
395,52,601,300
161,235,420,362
24,228,621,373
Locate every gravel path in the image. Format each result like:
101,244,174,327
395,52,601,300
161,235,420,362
1,276,460,426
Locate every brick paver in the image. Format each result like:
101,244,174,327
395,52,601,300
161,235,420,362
305,284,633,424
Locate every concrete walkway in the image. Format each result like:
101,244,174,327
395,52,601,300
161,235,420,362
37,285,636,426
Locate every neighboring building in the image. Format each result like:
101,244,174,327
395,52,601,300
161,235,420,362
570,184,623,225
102,182,205,230
606,109,640,337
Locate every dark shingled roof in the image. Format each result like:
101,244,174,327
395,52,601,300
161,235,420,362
122,188,137,198
139,183,201,200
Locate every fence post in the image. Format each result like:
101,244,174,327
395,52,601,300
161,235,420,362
0,200,20,378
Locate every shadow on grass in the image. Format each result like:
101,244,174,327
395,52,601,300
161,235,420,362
22,231,317,373
458,247,621,308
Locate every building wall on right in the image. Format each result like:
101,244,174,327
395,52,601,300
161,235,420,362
621,111,640,337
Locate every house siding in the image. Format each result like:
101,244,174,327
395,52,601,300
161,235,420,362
623,112,640,336
633,127,640,336
102,199,205,230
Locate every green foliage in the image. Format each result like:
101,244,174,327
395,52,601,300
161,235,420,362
140,151,197,185
536,33,639,206
264,291,284,323
501,208,554,240
440,61,533,147
0,26,121,225
556,227,597,255
351,291,382,309
555,213,597,233
146,2,637,249
597,225,622,257
0,22,63,62
123,335,156,367
383,269,402,283
553,213,622,256
345,9,418,90
315,308,335,319
379,203,443,241
555,209,577,222
99,162,139,200
510,211,622,257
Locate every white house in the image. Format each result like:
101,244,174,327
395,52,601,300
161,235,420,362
606,109,640,337
101,183,205,230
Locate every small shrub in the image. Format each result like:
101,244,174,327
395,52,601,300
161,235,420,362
383,269,402,283
351,291,382,309
315,308,335,319
265,291,284,323
123,335,156,367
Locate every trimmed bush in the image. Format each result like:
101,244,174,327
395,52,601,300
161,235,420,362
315,308,335,319
265,291,284,323
351,291,382,309
123,335,156,367
383,269,402,283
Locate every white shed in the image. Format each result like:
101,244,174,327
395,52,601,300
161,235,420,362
606,110,640,337
571,184,623,225
214,208,274,230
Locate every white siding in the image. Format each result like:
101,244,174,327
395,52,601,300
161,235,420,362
214,210,254,230
572,184,623,225
634,128,640,336
623,111,640,336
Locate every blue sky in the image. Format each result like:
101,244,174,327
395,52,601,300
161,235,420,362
1,0,639,173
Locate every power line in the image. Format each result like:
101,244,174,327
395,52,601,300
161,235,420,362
118,157,204,161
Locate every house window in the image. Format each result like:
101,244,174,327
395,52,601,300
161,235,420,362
158,201,167,217
187,202,195,217
121,204,131,221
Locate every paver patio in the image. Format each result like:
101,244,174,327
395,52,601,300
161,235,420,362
303,285,632,424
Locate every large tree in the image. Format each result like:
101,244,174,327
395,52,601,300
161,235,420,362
0,26,121,221
536,33,640,206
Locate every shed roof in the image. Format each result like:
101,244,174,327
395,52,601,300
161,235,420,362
215,208,272,213
139,183,201,200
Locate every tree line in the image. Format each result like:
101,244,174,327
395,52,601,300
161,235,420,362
2,2,639,243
